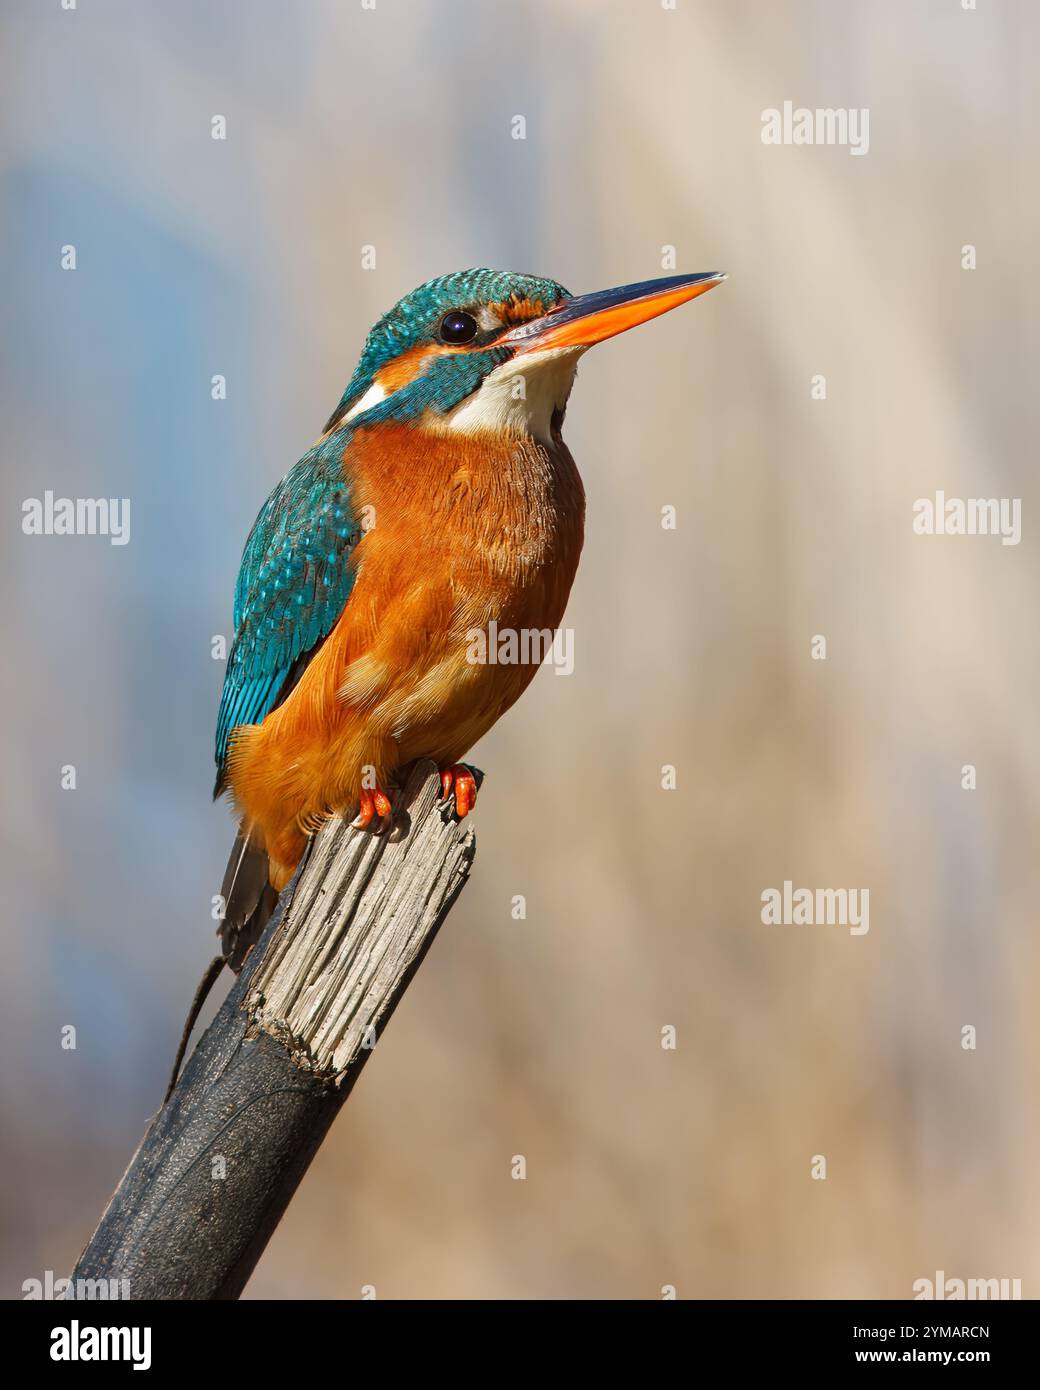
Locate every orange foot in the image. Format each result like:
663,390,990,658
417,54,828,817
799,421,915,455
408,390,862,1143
440,764,478,818
351,784,393,832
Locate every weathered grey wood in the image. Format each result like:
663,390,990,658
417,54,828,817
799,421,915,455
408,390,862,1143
66,760,477,1300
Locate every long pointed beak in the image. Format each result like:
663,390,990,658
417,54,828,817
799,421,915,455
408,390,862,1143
503,271,726,354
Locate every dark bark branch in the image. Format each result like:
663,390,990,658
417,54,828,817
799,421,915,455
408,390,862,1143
65,761,478,1300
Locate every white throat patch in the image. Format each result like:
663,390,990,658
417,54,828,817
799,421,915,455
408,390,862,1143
439,346,584,442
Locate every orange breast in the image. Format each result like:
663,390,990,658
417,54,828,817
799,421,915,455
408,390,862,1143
227,422,585,884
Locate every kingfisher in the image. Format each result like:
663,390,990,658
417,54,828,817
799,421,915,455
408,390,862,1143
162,268,724,1096
188,270,719,995
215,267,723,887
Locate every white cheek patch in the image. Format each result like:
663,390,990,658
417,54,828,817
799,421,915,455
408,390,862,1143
341,381,387,422
440,346,584,441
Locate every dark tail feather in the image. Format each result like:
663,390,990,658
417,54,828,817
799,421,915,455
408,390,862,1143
217,826,279,972
162,827,279,1103
163,954,224,1104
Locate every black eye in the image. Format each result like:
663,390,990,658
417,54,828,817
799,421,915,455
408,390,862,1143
440,310,478,344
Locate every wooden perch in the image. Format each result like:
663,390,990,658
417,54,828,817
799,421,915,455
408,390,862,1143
66,760,478,1301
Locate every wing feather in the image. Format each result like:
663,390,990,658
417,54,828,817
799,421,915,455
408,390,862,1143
213,436,360,795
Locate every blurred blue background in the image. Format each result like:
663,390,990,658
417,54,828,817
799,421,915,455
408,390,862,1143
2,0,1038,1298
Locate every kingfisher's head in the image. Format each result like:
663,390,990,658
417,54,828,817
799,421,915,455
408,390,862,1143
325,267,724,443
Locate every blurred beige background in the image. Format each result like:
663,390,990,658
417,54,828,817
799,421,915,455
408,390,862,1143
2,0,1037,1298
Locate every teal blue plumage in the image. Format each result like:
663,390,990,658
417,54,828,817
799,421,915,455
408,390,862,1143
326,268,568,428
213,269,570,797
213,430,361,793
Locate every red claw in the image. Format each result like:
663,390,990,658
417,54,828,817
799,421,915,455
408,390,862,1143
440,764,478,819
352,784,393,831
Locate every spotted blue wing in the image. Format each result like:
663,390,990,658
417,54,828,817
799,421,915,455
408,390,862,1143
214,442,360,794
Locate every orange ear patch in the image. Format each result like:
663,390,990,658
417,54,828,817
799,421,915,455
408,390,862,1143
374,344,440,393
489,296,550,328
